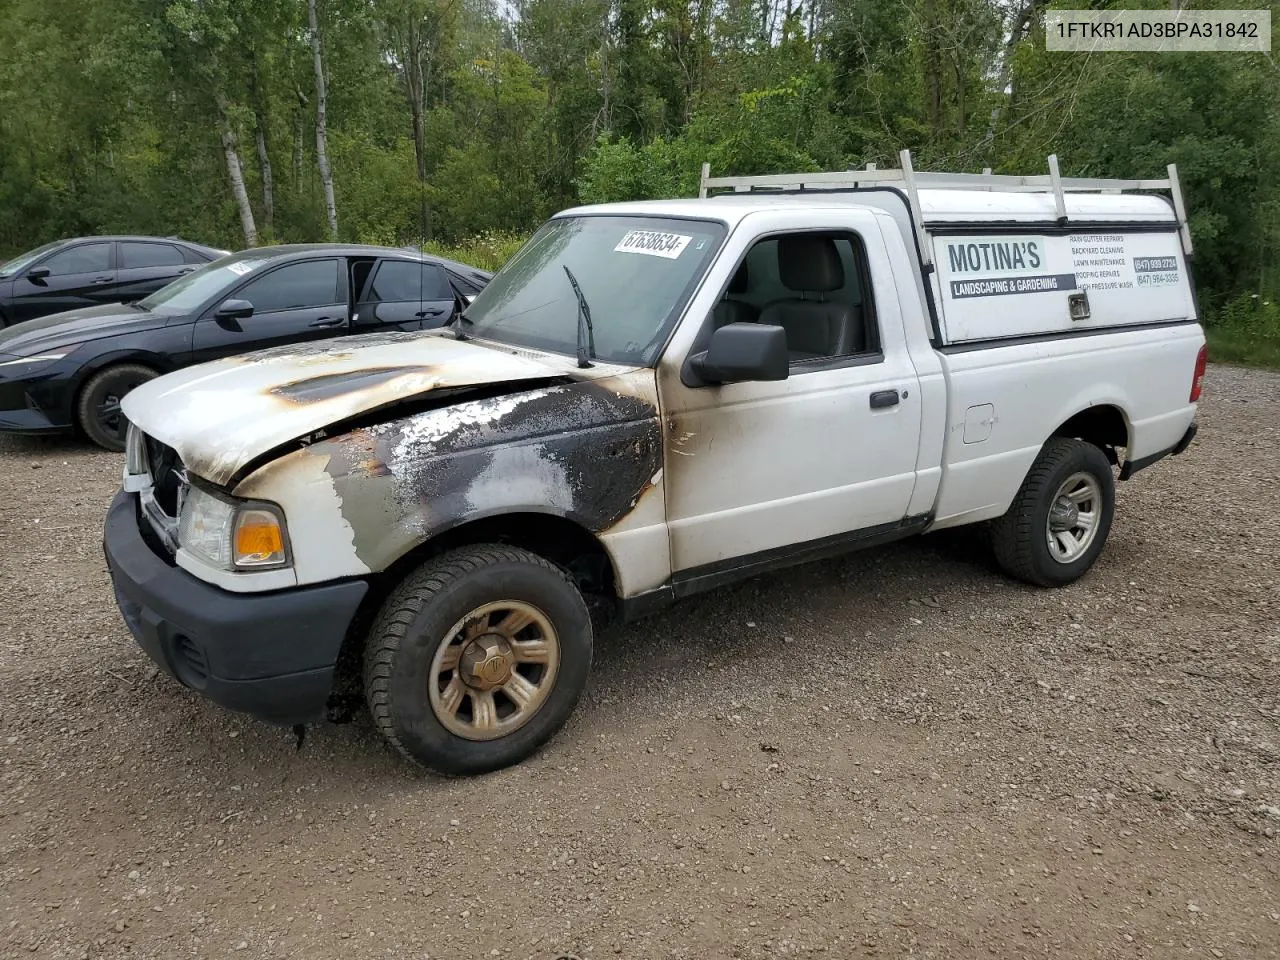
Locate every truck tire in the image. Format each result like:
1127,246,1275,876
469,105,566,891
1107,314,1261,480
77,363,157,452
363,544,593,775
990,437,1115,587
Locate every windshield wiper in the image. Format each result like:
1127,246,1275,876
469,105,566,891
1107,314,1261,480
562,265,595,368
445,310,473,341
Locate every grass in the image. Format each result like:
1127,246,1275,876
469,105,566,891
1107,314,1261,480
1202,295,1280,370
423,232,529,273
1205,326,1280,370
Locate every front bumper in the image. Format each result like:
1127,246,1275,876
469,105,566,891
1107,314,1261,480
0,377,69,433
103,490,368,725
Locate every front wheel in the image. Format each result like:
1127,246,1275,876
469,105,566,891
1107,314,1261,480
363,545,593,775
990,437,1115,587
76,364,157,452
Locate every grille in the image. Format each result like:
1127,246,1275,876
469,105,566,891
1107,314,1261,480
144,436,184,517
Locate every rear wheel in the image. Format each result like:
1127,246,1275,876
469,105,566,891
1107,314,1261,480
76,364,157,452
991,437,1115,587
363,545,592,775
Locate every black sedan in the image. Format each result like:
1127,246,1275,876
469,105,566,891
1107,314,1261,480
0,236,229,327
0,244,491,450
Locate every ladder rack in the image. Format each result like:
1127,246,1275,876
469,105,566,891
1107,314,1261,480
698,149,1193,264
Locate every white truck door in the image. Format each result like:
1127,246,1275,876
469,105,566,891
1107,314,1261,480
657,208,924,575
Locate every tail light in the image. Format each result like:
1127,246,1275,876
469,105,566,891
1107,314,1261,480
1189,343,1207,402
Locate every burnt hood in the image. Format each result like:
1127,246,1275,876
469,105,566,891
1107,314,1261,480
122,331,639,486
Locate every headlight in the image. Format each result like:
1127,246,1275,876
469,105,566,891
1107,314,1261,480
178,484,290,571
0,352,68,372
124,424,147,477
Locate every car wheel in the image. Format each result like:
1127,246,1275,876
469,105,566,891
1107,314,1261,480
990,437,1116,587
76,364,157,452
363,544,593,775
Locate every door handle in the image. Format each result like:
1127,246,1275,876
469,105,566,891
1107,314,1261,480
869,389,900,410
415,308,446,319
91,276,112,284
308,316,344,328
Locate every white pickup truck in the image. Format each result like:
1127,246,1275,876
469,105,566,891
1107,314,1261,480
105,154,1205,774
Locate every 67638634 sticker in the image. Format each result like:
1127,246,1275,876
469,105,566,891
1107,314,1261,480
613,230,692,259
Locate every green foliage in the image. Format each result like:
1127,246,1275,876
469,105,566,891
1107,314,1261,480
0,0,1276,362
1204,294,1280,369
424,232,530,273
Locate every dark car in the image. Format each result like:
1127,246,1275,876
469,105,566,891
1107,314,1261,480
0,244,491,450
0,236,230,327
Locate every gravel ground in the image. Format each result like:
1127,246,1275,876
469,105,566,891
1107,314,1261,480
1,364,1277,960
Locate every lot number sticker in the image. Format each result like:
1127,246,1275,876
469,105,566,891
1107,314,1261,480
614,230,692,259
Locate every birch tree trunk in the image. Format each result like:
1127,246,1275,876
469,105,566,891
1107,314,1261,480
249,57,275,232
308,0,338,239
255,125,275,231
293,86,308,195
215,92,259,248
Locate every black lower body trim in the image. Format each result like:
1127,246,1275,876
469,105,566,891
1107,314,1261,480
1120,421,1198,480
616,515,933,618
103,490,369,725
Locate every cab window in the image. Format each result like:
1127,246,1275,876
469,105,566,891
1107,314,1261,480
715,232,879,366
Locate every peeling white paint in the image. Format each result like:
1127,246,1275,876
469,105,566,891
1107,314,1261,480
464,443,574,518
235,451,369,581
389,390,546,465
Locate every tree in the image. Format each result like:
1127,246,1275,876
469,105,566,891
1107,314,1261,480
309,0,339,239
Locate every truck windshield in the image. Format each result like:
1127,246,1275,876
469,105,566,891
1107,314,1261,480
464,215,725,366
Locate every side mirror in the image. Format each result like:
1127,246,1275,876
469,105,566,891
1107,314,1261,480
26,267,50,282
214,298,254,320
690,323,789,385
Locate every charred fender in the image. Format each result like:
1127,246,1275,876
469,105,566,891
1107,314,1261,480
232,374,665,591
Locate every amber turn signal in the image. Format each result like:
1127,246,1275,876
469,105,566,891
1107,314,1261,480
233,509,287,568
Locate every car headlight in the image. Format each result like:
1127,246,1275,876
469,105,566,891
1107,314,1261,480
0,352,68,372
178,484,291,571
124,423,147,477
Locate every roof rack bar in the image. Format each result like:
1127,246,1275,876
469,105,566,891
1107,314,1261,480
1047,154,1067,224
899,149,932,267
700,168,1174,194
1167,163,1193,256
698,153,1191,253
